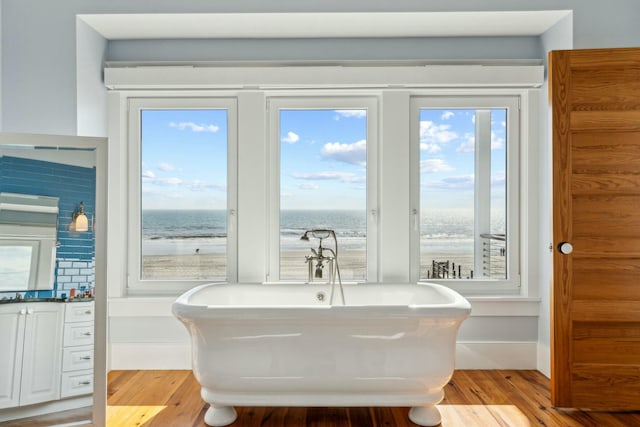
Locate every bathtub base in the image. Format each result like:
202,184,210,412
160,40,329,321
201,387,445,427
204,404,237,427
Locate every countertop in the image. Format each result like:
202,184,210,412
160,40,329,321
0,297,94,304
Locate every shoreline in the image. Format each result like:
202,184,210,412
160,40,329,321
142,250,482,281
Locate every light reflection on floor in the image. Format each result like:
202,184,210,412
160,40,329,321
106,405,167,426
439,404,531,426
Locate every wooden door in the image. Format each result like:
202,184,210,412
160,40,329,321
551,47,640,409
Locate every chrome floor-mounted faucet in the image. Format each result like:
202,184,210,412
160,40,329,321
300,229,345,305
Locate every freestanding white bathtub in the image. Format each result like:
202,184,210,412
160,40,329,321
172,282,471,427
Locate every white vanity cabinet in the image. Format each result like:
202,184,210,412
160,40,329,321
0,303,64,409
60,301,94,398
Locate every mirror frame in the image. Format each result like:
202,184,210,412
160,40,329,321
0,133,107,427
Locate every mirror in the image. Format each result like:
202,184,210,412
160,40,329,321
0,134,106,427
0,192,59,291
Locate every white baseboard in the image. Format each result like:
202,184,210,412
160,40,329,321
109,343,191,370
456,341,538,369
536,342,551,377
110,342,538,370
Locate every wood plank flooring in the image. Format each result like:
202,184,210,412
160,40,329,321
106,370,640,426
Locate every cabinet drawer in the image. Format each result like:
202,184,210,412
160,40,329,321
61,369,93,398
62,345,94,372
65,302,94,323
63,322,94,347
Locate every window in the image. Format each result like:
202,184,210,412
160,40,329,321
268,98,378,282
410,96,520,292
0,242,37,290
128,98,237,293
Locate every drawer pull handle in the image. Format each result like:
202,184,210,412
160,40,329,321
80,356,92,361
84,310,92,315
83,332,92,336
78,381,91,386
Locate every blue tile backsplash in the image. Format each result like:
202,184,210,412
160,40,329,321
0,155,96,298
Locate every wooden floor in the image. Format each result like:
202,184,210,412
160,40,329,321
105,370,640,427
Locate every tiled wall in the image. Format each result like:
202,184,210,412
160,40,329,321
0,155,96,298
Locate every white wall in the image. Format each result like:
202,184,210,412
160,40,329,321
76,18,108,137
537,13,574,378
4,0,640,135
2,1,640,372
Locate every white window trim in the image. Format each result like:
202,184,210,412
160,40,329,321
107,65,541,300
409,95,522,294
127,97,238,294
267,96,379,282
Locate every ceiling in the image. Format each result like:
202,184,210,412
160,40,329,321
79,10,571,40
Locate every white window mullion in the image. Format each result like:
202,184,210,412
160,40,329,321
474,110,492,278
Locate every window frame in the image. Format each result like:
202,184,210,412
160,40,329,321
127,97,238,294
266,96,379,283
409,95,522,294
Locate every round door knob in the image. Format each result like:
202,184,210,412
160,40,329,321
558,242,573,254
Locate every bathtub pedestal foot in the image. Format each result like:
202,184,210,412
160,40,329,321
409,405,441,427
204,404,237,427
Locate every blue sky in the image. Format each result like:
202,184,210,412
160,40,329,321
420,108,506,210
280,109,367,210
141,109,228,210
139,107,506,211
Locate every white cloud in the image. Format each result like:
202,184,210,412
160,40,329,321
441,111,455,120
335,110,367,119
320,139,367,166
456,133,475,153
146,177,183,186
420,121,458,149
420,158,454,173
424,175,475,190
157,162,175,172
291,171,364,183
420,143,442,154
491,131,505,150
297,183,319,190
186,180,226,192
169,121,220,133
282,131,300,144
142,170,156,179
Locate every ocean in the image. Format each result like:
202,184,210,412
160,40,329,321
141,208,502,257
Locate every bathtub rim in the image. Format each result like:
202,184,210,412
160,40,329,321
172,282,471,320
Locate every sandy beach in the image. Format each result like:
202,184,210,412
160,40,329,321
142,250,483,281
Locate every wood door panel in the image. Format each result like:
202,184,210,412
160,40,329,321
572,174,640,194
572,237,640,257
574,321,640,339
572,132,640,174
568,47,640,68
572,365,640,410
552,47,640,410
572,300,640,322
571,111,640,131
574,321,640,365
572,195,640,236
571,68,640,110
572,262,640,300
574,338,640,364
